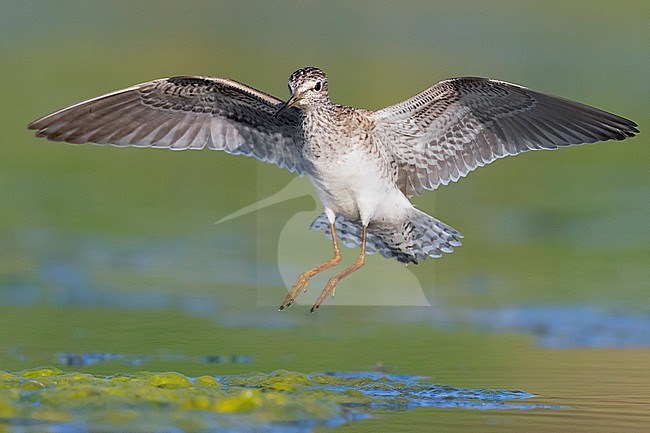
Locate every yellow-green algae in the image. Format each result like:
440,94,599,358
0,367,548,432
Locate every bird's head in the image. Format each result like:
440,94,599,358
275,67,329,116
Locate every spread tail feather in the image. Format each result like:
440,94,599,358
310,209,462,264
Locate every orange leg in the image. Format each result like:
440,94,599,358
278,223,342,310
311,226,367,313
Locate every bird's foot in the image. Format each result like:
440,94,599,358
278,242,343,311
310,277,339,313
278,275,310,311
310,249,366,313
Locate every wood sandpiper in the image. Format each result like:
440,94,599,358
28,67,638,312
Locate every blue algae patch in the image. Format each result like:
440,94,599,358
464,305,650,348
0,369,558,433
54,352,254,367
383,305,650,349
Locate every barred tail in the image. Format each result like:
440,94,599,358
310,209,463,265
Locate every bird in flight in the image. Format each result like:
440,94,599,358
28,67,638,312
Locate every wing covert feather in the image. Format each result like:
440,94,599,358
371,77,638,196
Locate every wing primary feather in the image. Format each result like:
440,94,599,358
28,77,306,174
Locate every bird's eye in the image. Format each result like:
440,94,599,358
314,82,322,91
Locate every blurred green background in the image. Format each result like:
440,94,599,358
1,1,649,432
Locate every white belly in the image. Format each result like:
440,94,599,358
308,149,412,225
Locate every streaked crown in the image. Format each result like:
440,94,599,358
287,67,329,105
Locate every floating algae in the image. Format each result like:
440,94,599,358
0,368,556,432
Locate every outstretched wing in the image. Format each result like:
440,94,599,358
28,76,307,174
371,77,638,196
